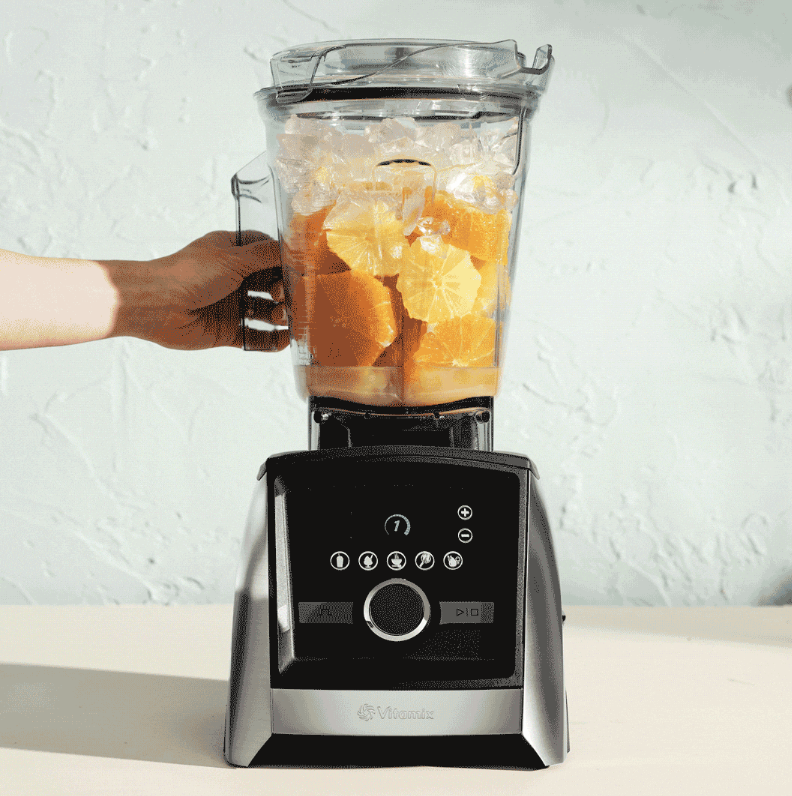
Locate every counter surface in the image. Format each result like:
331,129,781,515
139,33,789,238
1,605,790,795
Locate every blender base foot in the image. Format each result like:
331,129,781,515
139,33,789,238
245,733,547,770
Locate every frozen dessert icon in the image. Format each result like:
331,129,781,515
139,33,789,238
359,552,378,571
387,551,406,571
330,551,350,570
415,551,435,570
443,552,463,570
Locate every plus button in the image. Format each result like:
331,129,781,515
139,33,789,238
457,505,473,520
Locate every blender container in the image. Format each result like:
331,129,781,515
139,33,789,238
234,40,553,406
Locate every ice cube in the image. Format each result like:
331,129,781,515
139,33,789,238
401,189,425,236
492,172,515,192
376,136,425,161
291,184,337,215
366,117,416,145
277,132,322,163
279,118,343,167
417,234,445,256
321,133,374,185
284,115,317,136
340,133,376,162
284,115,335,140
446,171,507,214
371,160,435,235
416,121,462,150
275,157,313,194
479,128,503,153
500,188,518,211
413,122,461,171
436,166,468,193
323,188,400,230
491,135,518,169
392,116,419,135
449,134,485,167
414,216,451,238
331,159,365,186
290,166,338,214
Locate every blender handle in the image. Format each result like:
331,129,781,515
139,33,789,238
231,150,272,246
231,151,276,352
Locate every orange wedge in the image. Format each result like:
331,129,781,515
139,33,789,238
396,237,481,324
283,206,349,277
413,313,497,368
291,270,398,367
470,257,511,316
426,190,511,263
374,276,426,367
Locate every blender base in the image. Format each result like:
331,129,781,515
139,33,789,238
224,444,568,770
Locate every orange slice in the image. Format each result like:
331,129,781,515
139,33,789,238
396,237,481,324
283,206,348,277
427,190,511,263
470,257,511,316
291,270,398,366
413,314,497,368
374,277,426,367
324,190,409,277
284,206,329,250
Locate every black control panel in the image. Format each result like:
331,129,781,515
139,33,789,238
265,448,529,690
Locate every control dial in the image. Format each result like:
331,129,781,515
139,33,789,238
363,578,430,642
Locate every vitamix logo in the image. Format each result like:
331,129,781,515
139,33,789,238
357,704,435,721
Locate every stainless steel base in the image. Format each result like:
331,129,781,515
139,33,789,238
224,451,568,769
271,688,522,736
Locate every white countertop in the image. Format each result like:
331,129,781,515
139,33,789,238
1,605,791,795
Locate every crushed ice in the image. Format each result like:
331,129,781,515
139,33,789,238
275,115,521,218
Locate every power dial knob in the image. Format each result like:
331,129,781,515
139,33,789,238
363,579,430,641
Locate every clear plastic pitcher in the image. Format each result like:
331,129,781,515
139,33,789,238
234,39,553,407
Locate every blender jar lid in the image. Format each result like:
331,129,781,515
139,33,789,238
266,39,553,104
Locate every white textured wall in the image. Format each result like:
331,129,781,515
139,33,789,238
1,0,790,605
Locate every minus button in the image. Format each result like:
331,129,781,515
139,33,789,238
458,528,473,543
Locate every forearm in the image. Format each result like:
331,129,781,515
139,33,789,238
0,233,286,352
0,249,127,350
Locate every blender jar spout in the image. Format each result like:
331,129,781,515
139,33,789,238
528,44,553,75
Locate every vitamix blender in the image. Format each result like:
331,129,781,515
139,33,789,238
224,39,567,769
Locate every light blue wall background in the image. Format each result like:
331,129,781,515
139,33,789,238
1,0,790,605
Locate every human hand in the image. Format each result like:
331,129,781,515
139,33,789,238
108,231,289,351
